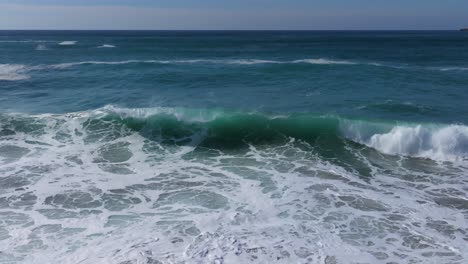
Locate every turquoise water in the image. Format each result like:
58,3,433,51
0,31,468,263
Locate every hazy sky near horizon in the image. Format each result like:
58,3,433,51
0,0,467,30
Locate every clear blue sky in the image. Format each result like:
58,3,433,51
0,0,467,30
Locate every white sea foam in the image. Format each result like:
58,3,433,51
97,44,116,48
0,64,29,81
58,41,77,46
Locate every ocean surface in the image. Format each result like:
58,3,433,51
0,31,467,264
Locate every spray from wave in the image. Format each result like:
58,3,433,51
342,121,468,162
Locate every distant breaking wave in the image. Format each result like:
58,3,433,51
98,44,116,48
3,59,468,81
43,59,468,71
58,41,77,46
44,58,369,69
0,64,29,81
437,67,468,72
0,59,374,78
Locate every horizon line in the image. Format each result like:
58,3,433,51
0,29,465,31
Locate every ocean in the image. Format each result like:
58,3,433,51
0,30,467,264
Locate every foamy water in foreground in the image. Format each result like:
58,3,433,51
0,107,467,264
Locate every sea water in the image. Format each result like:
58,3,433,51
0,31,467,263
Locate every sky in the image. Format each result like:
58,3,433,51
0,0,467,30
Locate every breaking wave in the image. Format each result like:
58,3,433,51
2,105,467,264
342,120,468,162
2,105,467,162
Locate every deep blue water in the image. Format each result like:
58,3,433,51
1,30,468,124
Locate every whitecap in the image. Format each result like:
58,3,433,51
58,41,77,46
0,64,29,81
97,44,116,48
